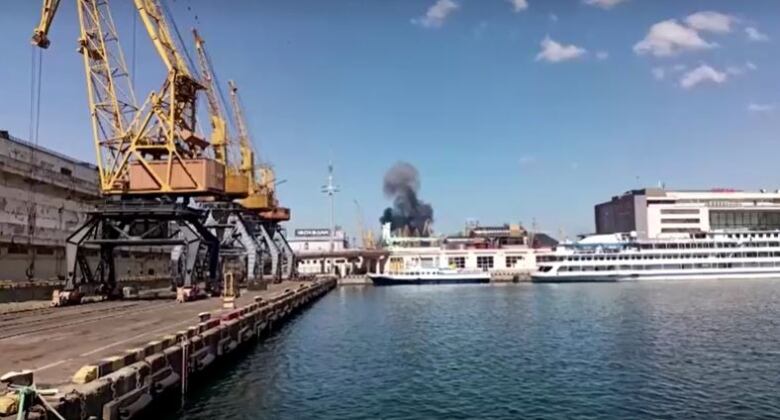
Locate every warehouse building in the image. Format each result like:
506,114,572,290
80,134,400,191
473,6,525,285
0,130,168,281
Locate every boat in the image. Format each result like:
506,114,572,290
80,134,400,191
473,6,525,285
532,230,780,282
369,268,490,285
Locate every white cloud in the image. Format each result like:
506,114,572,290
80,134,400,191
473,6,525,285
583,0,627,10
685,11,735,34
653,64,689,80
508,0,528,12
726,66,743,76
726,62,758,76
746,27,769,42
549,13,559,22
634,19,715,57
596,51,609,60
535,37,587,63
679,65,727,89
748,103,775,113
412,0,459,28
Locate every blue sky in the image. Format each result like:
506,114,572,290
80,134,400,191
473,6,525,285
0,0,778,239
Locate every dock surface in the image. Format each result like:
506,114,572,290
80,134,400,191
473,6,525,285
0,282,298,387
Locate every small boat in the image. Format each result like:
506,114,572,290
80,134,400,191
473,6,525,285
369,268,490,286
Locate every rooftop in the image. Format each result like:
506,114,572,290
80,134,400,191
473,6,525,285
0,130,97,170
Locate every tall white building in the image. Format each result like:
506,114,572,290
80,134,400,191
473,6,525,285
595,188,780,239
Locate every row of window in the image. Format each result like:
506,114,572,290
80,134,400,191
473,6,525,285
506,256,524,268
660,209,700,215
449,257,466,269
477,256,494,270
711,210,780,231
299,259,347,265
447,255,525,270
660,218,700,224
638,240,780,250
661,228,701,234
558,261,780,272
547,251,780,262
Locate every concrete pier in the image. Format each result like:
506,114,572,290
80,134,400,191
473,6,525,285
0,278,336,419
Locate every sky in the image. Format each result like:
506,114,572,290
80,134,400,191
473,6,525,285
0,0,779,240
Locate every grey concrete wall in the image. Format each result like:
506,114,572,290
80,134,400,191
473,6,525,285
0,132,170,282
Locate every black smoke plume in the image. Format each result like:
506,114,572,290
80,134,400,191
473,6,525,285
379,162,434,235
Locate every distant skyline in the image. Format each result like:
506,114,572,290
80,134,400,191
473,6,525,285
0,1,778,239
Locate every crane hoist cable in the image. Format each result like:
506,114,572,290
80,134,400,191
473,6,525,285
159,0,198,78
26,46,44,280
198,35,240,164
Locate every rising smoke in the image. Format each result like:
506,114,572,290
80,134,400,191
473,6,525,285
379,162,434,235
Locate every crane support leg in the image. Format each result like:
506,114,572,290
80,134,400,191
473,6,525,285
202,203,262,291
228,213,261,282
272,225,295,280
56,200,219,306
256,224,280,283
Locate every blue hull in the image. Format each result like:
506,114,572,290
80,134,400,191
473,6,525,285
370,276,490,286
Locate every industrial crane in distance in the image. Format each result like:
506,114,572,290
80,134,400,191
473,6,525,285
32,0,293,304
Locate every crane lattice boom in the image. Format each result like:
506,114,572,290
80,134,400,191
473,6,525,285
34,0,223,196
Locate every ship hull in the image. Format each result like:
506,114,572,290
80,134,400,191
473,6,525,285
532,270,780,283
369,275,490,286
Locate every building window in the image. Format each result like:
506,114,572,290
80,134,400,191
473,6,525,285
36,246,55,255
711,210,780,231
661,228,701,234
476,256,494,271
448,257,465,269
60,167,72,176
661,218,700,224
505,255,523,268
7,244,27,254
661,209,700,215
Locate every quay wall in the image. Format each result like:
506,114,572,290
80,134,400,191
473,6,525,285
1,278,336,420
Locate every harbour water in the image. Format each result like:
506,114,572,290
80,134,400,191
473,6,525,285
170,281,780,419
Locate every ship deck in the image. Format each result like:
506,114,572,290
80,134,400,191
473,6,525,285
0,281,301,387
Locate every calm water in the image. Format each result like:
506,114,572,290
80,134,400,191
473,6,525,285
171,281,780,419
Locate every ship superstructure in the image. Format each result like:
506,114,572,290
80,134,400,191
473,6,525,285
533,230,780,282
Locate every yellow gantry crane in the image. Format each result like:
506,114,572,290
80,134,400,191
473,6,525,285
33,0,222,197
192,28,249,198
32,0,230,303
228,80,290,222
32,0,295,299
354,200,375,249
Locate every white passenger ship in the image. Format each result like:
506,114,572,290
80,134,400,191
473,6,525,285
369,268,490,285
533,231,780,282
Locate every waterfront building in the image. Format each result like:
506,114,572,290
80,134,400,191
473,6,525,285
290,228,354,275
378,222,545,280
595,188,780,239
288,228,349,253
